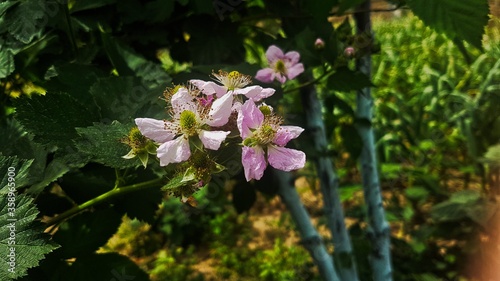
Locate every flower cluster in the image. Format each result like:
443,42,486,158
127,50,305,199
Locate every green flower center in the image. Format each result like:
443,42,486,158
259,105,272,116
253,124,277,146
275,60,286,74
179,110,198,135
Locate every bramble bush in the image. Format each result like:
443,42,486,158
0,0,494,280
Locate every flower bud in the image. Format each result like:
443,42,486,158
344,46,355,58
314,38,325,49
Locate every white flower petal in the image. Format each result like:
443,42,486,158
206,93,233,127
235,85,275,102
198,130,230,150
157,137,191,166
171,87,197,115
135,118,175,143
190,79,227,97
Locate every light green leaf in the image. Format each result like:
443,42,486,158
0,43,15,78
75,121,138,169
407,0,489,49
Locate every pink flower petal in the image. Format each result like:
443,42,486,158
190,79,227,97
284,51,301,65
266,45,284,63
275,73,287,84
206,93,233,127
286,63,304,80
273,126,304,146
135,118,175,143
255,68,275,83
237,99,264,139
268,145,306,172
234,85,275,102
157,137,191,166
198,130,230,150
242,146,267,181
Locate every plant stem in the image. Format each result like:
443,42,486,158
274,169,340,281
354,2,393,280
300,80,359,281
46,178,164,227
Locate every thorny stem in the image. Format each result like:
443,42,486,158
46,178,164,227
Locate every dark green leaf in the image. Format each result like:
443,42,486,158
328,67,373,92
0,155,32,194
340,124,363,160
58,164,115,204
89,77,159,123
69,0,116,13
52,209,122,258
0,1,19,16
13,92,99,147
67,253,150,281
75,121,138,169
100,35,171,88
4,0,51,44
407,0,489,49
0,187,59,279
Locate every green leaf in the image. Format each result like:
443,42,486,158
340,184,362,202
404,186,429,202
328,67,373,92
4,0,51,44
0,42,15,78
52,209,122,258
340,123,363,160
0,158,59,279
482,144,500,167
89,77,160,123
27,157,70,194
0,1,19,17
431,190,482,222
100,35,171,88
58,164,115,204
69,0,117,13
13,92,99,147
407,0,489,49
67,253,150,281
0,156,32,194
75,121,138,169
